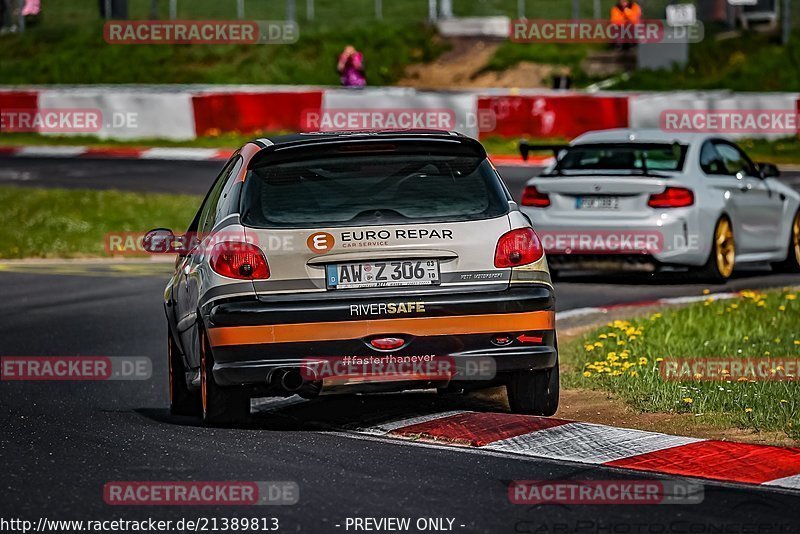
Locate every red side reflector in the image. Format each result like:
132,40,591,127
647,187,694,208
521,186,551,207
370,337,405,350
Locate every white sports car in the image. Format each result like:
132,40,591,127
519,129,800,281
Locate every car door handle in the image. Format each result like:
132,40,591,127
739,184,751,192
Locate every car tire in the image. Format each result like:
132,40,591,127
507,360,559,416
168,331,201,416
771,210,800,273
200,328,250,426
697,217,735,283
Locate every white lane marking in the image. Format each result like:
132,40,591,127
251,395,308,412
483,422,704,464
0,169,32,181
359,410,469,436
556,307,605,320
555,292,741,321
763,474,800,490
17,146,87,157
141,148,222,160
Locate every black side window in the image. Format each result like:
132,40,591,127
198,157,241,235
712,141,758,177
699,141,725,175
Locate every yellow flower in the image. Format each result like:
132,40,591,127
702,289,710,295
683,397,693,404
786,294,797,300
780,399,789,404
745,408,753,413
583,371,592,378
599,334,607,339
743,336,749,342
639,357,648,365
617,340,627,346
585,344,595,352
779,306,786,312
629,371,638,377
594,341,603,347
655,357,664,363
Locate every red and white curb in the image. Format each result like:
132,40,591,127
0,145,550,166
357,410,800,491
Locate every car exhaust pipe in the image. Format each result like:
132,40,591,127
278,369,305,392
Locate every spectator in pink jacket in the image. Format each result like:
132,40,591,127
337,45,366,88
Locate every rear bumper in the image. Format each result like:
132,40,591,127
204,284,557,388
522,208,708,267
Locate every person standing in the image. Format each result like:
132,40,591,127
337,45,366,88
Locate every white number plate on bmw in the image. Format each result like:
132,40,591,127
576,196,620,210
326,260,440,290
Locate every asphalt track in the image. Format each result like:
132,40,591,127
2,157,800,531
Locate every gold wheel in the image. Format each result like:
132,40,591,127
714,218,735,278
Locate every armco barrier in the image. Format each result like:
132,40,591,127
192,90,323,137
477,94,630,139
2,86,798,141
629,91,800,140
36,88,196,141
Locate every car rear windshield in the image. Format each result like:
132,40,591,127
554,143,687,174
241,147,509,228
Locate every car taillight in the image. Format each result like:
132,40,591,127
521,185,551,207
494,228,544,268
648,187,694,208
209,242,270,280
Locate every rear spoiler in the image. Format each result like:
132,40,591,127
519,141,570,162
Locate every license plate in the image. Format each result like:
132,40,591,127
326,260,440,290
576,196,620,210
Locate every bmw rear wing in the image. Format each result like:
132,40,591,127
519,141,570,162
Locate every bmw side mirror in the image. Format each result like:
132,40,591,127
756,162,780,179
142,228,176,253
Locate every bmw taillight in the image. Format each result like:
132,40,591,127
648,187,694,208
521,186,551,207
209,242,270,280
494,228,544,268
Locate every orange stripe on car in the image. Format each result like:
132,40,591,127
207,311,555,347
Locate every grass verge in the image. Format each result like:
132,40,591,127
561,288,800,439
0,186,200,259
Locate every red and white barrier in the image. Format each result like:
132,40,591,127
2,86,798,142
